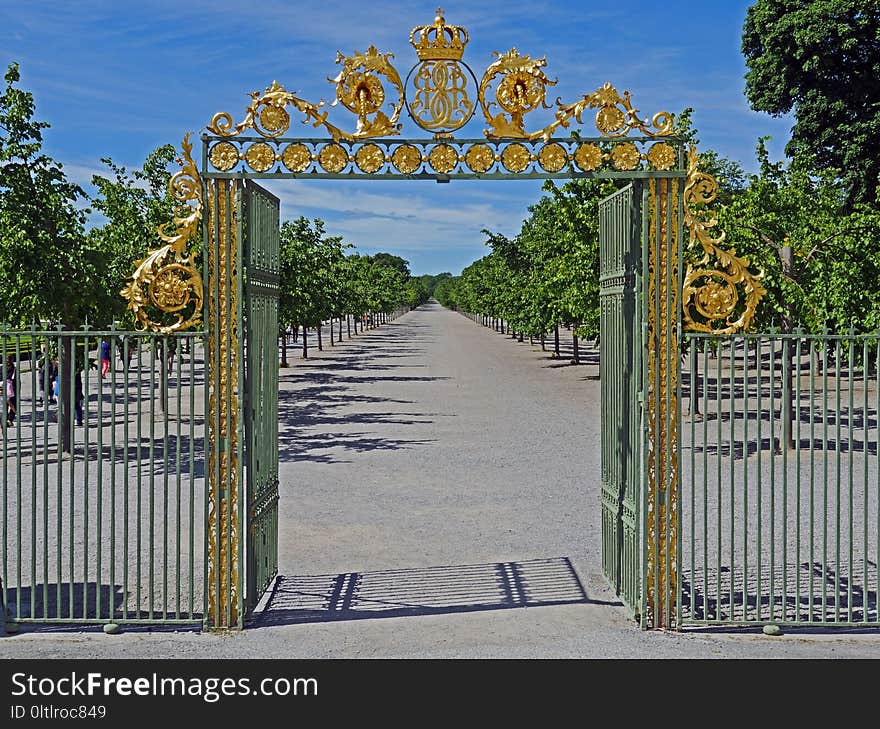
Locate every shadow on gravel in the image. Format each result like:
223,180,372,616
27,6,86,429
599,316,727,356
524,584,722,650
2,582,203,632
248,557,621,626
277,383,442,464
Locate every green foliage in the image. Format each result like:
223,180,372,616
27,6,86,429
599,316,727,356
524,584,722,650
742,0,880,209
448,177,618,338
0,63,112,326
720,138,880,332
278,216,421,333
88,144,178,327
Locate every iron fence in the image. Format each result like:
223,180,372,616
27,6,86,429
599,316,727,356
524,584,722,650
1,327,206,625
679,331,879,626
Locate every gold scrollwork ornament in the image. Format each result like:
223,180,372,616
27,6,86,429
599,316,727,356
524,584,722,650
329,45,405,137
121,133,204,333
207,44,404,144
479,48,556,139
682,146,766,334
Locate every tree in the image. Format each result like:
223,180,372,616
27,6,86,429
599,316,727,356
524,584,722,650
89,145,178,327
720,138,880,448
0,63,111,326
0,63,115,451
278,217,342,359
742,1,880,209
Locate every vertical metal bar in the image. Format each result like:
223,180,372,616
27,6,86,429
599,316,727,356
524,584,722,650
835,338,841,621
82,333,90,619
13,338,22,620
729,337,735,617
209,180,221,628
702,340,709,621
189,333,196,620
136,334,143,618
743,335,750,620
55,330,62,619
163,336,170,620
149,338,157,620
226,181,234,629
863,338,869,622
123,335,130,621
809,337,816,622
756,334,763,621
716,335,722,621
782,336,789,620
848,336,855,623
640,184,649,628
795,334,802,620
42,335,50,618
1,331,6,622
175,336,182,619
97,335,104,619
822,340,828,620
769,336,777,621
675,179,683,629
689,337,696,620
110,335,117,621
29,335,37,619
68,333,75,620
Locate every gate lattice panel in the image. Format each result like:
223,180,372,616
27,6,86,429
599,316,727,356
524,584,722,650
599,184,645,619
240,181,281,615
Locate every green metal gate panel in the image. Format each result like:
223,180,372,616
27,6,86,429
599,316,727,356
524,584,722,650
599,184,644,618
1,328,206,626
679,330,880,627
240,180,281,614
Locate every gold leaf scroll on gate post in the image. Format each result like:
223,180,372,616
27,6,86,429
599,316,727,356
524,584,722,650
120,133,204,334
682,146,765,334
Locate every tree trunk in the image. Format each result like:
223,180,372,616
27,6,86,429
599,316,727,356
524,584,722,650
554,326,560,357
330,318,335,346
339,316,343,341
572,333,580,364
302,328,309,359
518,331,524,343
540,333,545,351
280,332,288,367
317,324,323,351
60,335,73,454
781,321,795,450
347,315,351,339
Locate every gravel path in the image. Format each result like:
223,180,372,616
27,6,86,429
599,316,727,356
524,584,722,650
4,302,880,656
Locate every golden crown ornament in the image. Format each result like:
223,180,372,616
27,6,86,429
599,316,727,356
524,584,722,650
404,9,477,134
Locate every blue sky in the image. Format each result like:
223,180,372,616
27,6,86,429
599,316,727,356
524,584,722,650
2,0,792,275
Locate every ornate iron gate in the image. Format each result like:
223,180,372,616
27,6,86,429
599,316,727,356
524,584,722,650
2,10,766,633
240,181,281,614
599,184,645,621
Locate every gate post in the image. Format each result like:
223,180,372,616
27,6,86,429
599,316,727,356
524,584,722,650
204,177,245,629
644,178,682,628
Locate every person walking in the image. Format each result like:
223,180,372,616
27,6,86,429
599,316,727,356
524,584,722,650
4,355,16,427
100,339,111,378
